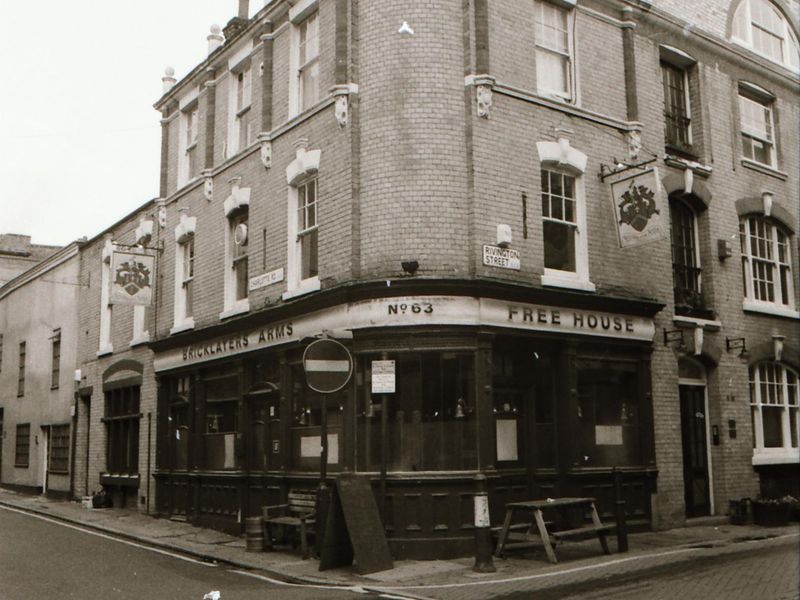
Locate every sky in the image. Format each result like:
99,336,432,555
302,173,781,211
0,1,267,247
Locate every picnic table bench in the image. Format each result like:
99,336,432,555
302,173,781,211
494,497,613,564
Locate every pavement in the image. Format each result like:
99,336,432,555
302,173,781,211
1,488,798,599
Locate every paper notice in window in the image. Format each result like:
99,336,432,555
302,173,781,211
300,434,339,464
224,433,236,468
496,419,518,461
595,425,623,446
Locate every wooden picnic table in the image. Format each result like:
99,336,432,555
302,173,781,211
493,497,613,563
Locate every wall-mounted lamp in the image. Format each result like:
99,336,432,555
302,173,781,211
401,260,419,275
773,335,785,362
663,329,685,347
726,336,747,356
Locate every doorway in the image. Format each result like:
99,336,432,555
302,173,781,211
679,383,711,517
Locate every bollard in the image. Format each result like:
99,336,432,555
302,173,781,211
613,467,628,553
473,474,496,573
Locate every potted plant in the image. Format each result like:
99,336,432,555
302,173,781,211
752,496,796,527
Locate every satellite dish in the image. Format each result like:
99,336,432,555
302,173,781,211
234,223,248,245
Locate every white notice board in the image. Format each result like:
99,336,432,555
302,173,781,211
371,360,396,394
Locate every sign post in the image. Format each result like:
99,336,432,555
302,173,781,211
371,357,395,519
302,338,353,556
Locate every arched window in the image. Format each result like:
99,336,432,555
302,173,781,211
740,215,795,313
749,362,799,462
731,0,800,70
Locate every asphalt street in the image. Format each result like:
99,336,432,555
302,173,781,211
0,507,393,600
494,537,800,600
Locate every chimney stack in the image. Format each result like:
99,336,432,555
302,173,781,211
207,24,224,55
238,0,249,18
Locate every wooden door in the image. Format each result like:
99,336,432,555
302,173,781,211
680,385,710,517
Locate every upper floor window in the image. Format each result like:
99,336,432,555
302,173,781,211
231,211,249,304
740,215,795,311
285,144,322,298
732,0,800,70
17,341,25,397
222,180,250,317
227,65,253,157
297,178,319,283
290,9,319,116
670,198,703,314
172,211,197,333
739,86,776,167
178,104,199,186
51,328,61,389
182,238,195,319
534,0,574,101
661,62,691,151
749,362,799,463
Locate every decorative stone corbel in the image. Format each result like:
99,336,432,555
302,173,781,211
258,133,272,169
202,169,214,201
156,199,167,228
762,191,773,217
467,75,495,119
330,84,358,129
693,326,703,357
626,129,642,161
135,219,154,246
335,95,349,127
684,166,694,195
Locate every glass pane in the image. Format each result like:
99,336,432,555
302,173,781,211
790,407,798,448
543,221,576,271
536,50,568,96
762,406,783,447
300,230,318,280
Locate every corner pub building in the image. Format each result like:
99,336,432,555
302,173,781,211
92,0,799,561
153,285,661,557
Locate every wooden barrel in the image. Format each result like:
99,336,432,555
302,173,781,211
245,516,263,552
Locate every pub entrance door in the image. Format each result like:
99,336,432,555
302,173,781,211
680,384,711,517
248,389,281,471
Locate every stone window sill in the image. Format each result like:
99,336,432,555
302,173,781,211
743,299,800,320
741,158,788,181
282,277,321,300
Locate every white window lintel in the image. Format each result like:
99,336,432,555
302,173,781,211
536,139,587,175
286,147,321,185
289,0,319,24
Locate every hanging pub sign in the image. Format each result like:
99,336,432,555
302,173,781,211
609,167,668,248
110,250,155,305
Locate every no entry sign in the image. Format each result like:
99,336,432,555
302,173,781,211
303,338,353,393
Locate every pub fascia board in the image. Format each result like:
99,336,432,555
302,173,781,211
154,295,656,372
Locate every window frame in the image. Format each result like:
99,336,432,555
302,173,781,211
661,61,693,152
226,62,253,158
670,198,703,312
290,5,321,117
533,0,575,102
15,423,30,468
539,167,592,291
17,341,25,397
222,207,250,317
731,0,800,71
178,103,199,187
738,89,777,168
740,215,796,315
103,386,141,475
296,177,319,283
749,362,799,464
48,424,71,474
51,328,61,389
